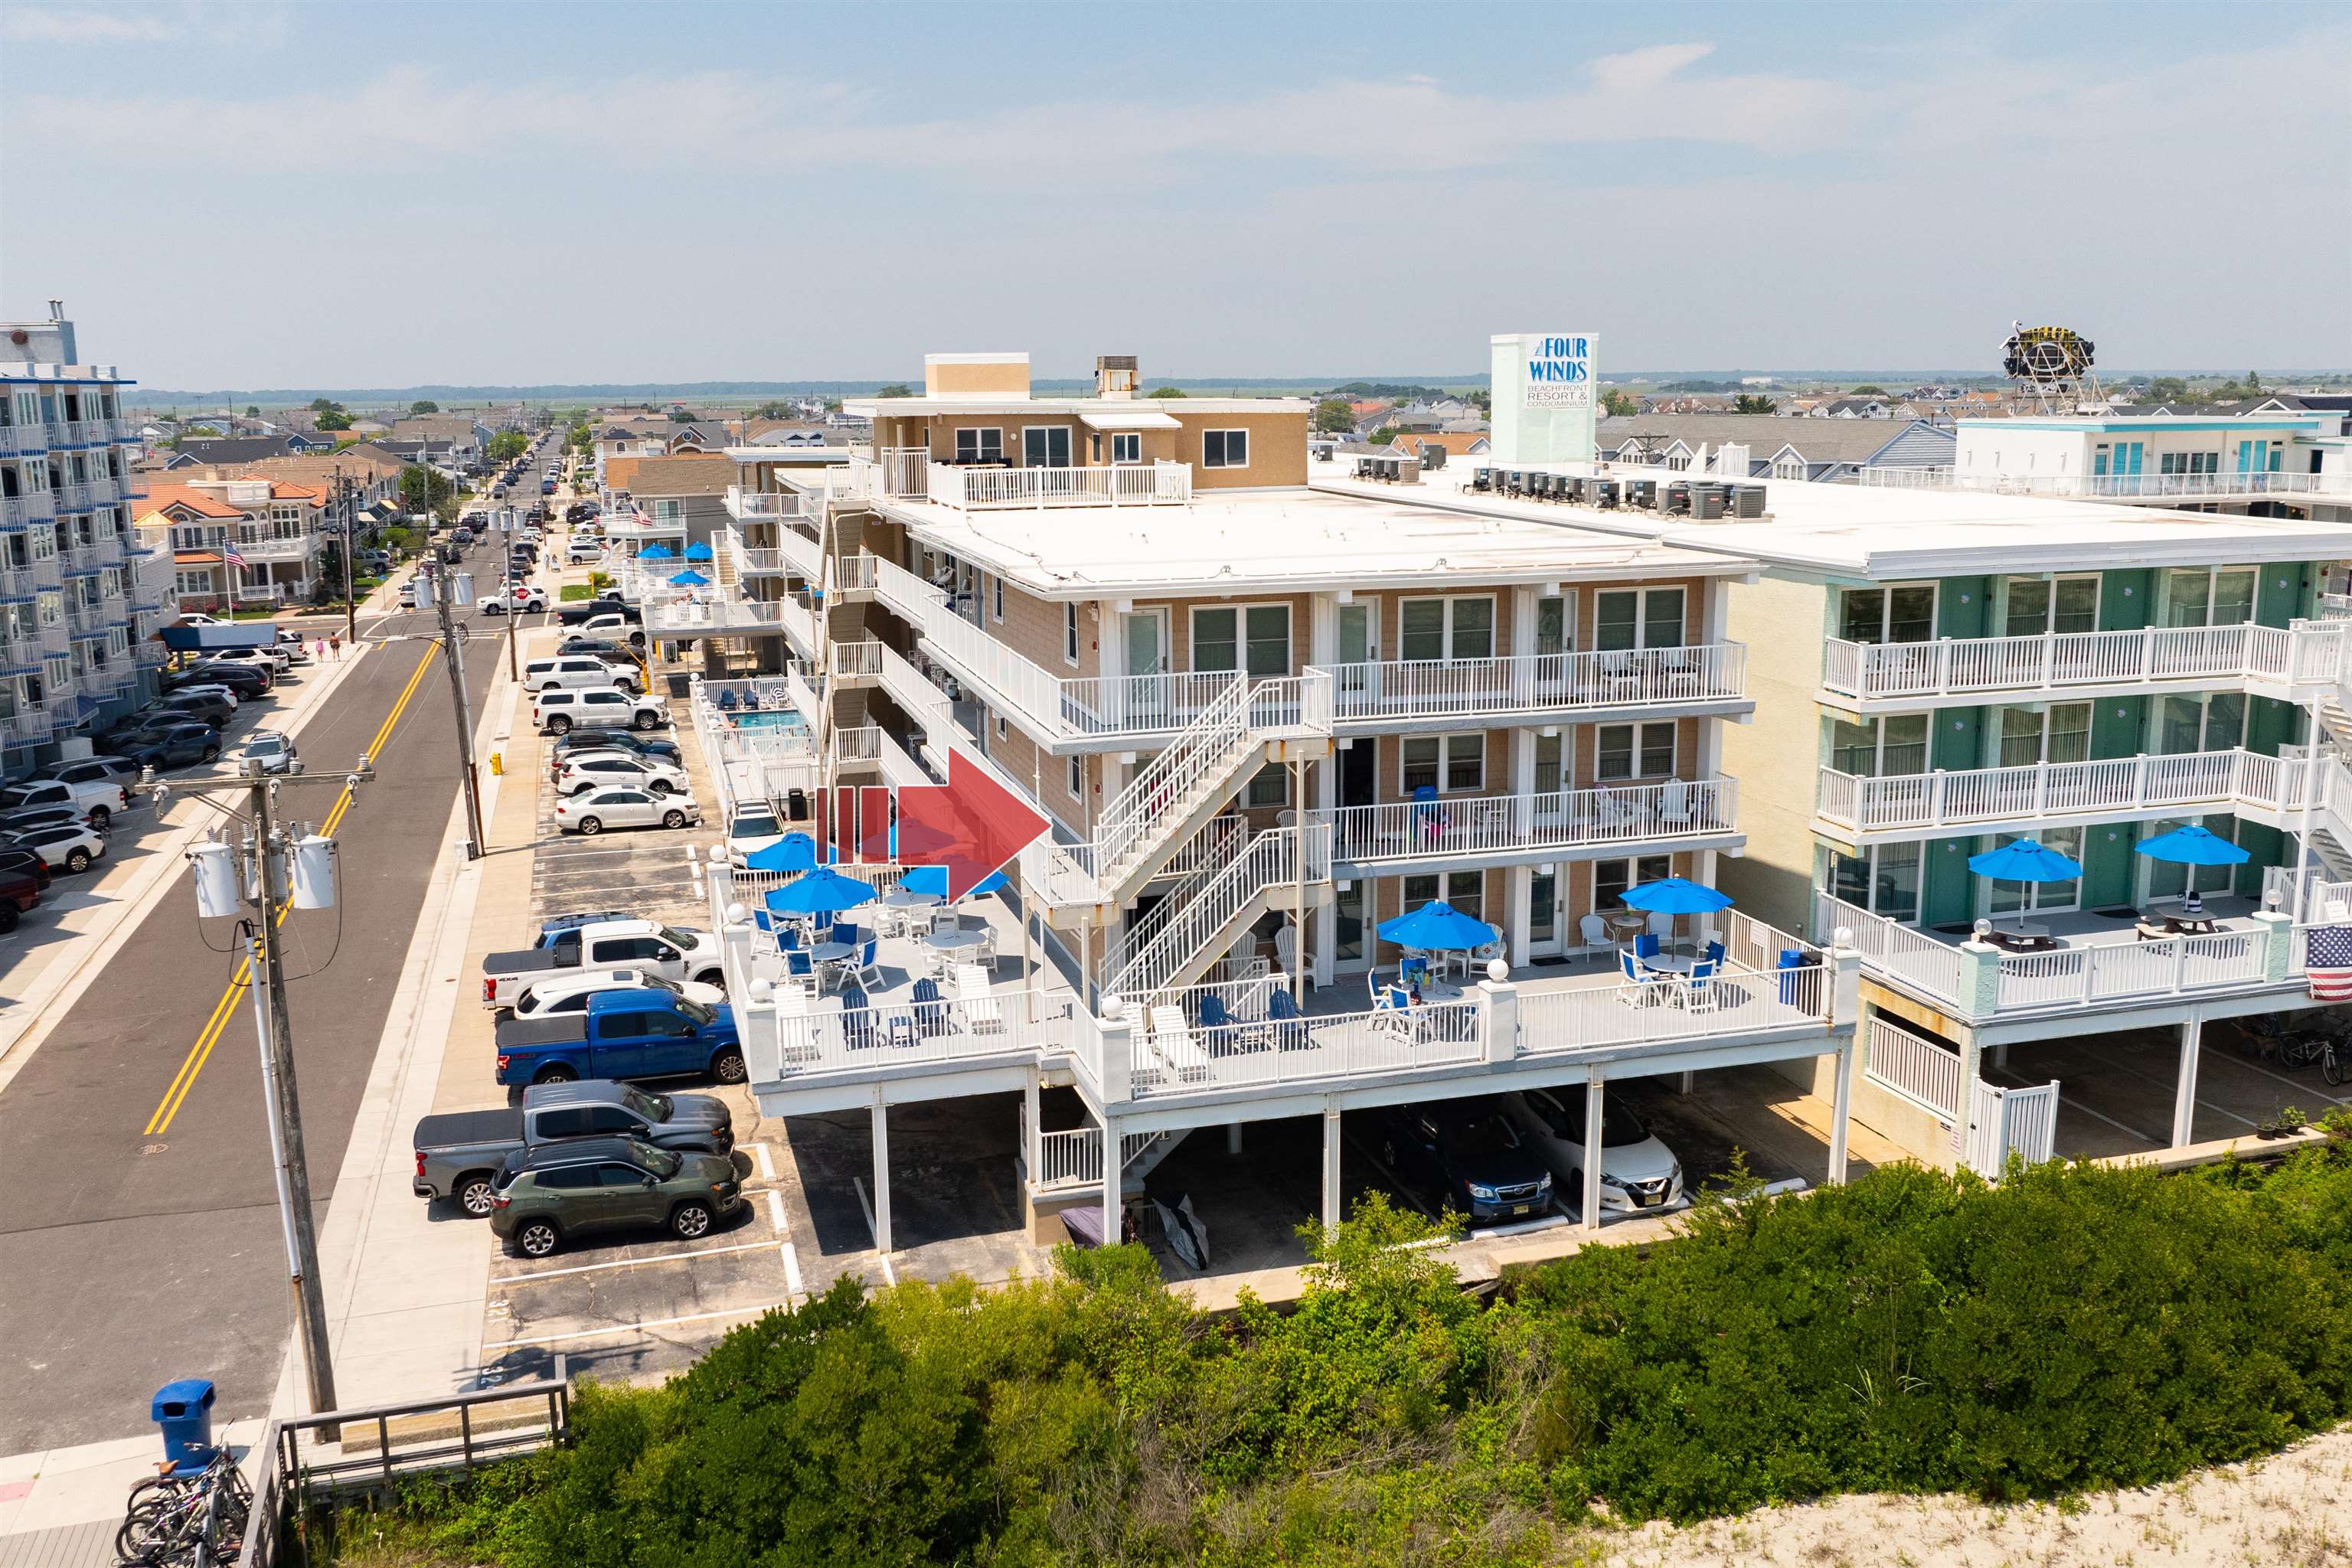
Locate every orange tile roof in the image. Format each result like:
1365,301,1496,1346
138,483,244,520
268,480,326,503
603,456,644,493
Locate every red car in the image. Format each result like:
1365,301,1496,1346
0,861,44,932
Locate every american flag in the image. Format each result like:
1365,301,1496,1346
224,543,248,568
2308,924,2352,1001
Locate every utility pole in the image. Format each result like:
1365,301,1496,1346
335,468,358,645
429,552,488,858
149,750,375,1437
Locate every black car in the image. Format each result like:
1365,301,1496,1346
554,636,638,665
1374,1097,1554,1224
154,691,238,729
547,729,681,773
557,596,640,628
178,662,271,698
119,721,222,770
0,846,54,893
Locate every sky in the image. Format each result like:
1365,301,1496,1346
4,1,2348,392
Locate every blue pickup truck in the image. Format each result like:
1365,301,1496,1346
494,988,746,1088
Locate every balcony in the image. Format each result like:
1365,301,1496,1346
0,426,47,458
1822,622,2348,707
1816,746,2321,843
231,534,318,564
1323,643,1749,733
721,485,807,524
1326,777,1740,874
926,459,1190,511
1856,466,2352,502
1,494,57,527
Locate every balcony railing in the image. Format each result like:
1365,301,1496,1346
0,494,54,527
927,459,1190,511
1326,777,1739,868
1823,622,2348,702
1320,643,1748,725
1856,466,2352,500
1818,747,2314,837
0,426,45,458
721,485,804,521
232,534,316,563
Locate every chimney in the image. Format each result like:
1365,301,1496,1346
1096,354,1138,400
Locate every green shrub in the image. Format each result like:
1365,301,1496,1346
354,1144,2352,1561
557,584,593,603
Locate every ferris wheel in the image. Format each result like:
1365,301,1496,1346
2002,322,2102,411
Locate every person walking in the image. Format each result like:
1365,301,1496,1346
328,632,341,661
315,637,327,662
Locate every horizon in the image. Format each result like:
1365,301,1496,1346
5,1,2347,389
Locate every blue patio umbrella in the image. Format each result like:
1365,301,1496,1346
1377,899,1496,951
742,831,817,873
763,865,877,915
2132,824,2249,866
1968,838,2085,929
684,541,714,560
668,569,710,586
1618,877,1734,914
639,544,675,560
900,864,1008,900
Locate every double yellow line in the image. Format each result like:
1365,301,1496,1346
142,645,443,1138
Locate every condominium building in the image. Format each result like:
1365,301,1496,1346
0,305,157,764
656,350,1860,1254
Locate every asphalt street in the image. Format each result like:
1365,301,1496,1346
0,580,535,1452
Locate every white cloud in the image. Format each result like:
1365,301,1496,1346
0,6,181,43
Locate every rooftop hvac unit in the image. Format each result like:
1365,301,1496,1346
1691,483,1729,521
1623,478,1658,510
1420,444,1448,471
1661,482,1692,516
1562,475,1589,504
1732,484,1768,518
1590,479,1621,509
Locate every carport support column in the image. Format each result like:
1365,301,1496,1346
1827,1034,1854,1185
1101,1112,1124,1246
1321,1101,1343,1233
2171,1013,2203,1148
870,1093,892,1256
1580,1067,1606,1236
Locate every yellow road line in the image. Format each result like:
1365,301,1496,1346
142,646,442,1137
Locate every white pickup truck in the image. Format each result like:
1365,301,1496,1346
479,920,726,1011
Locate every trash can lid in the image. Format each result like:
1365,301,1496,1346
152,1378,216,1416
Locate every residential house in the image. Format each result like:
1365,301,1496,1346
139,474,328,609
1595,414,1954,482
162,432,337,468
387,415,488,463
600,454,738,557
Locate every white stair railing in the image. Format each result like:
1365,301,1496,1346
1105,818,1248,978
1088,677,1253,883
1107,825,1328,1001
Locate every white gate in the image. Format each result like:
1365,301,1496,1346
1964,1076,2060,1178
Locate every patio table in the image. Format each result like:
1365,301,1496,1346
1600,910,1650,942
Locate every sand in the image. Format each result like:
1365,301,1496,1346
1591,1424,2352,1566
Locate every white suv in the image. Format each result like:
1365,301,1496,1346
524,655,641,694
533,686,665,735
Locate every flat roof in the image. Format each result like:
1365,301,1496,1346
879,485,1754,598
844,395,1312,418
1311,465,2352,580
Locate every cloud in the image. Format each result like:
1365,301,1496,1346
0,6,181,43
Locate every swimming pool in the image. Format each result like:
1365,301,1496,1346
730,710,809,734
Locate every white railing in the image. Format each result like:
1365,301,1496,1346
1054,669,1243,737
755,988,1077,1081
1090,678,1254,883
2262,865,2352,923
1818,748,2313,835
1130,995,1481,1099
1994,930,2265,1010
1317,643,1748,724
834,640,884,680
1864,1015,1964,1116
1108,825,1328,1000
1857,466,2352,500
1326,776,1738,867
1,494,56,524
926,459,1191,511
835,724,884,763
1035,1126,1106,1188
877,448,929,498
1516,956,1829,1055
875,554,1071,733
1822,623,2349,701
877,642,950,727
1105,818,1250,979
648,597,791,634
1813,891,1965,1003
723,486,803,521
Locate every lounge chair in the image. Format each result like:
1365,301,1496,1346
952,962,1003,1034
1619,949,1660,1006
911,976,952,1038
1149,1004,1212,1082
838,985,878,1050
714,688,739,712
1266,989,1309,1050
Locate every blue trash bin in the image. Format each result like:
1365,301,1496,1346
151,1379,217,1468
1776,949,1812,1006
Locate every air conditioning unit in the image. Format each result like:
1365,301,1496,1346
1732,484,1768,518
1624,478,1658,510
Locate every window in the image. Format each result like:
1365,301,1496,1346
994,713,1007,741
1399,596,1494,662
1594,854,1671,913
2143,815,2239,899
2157,691,2246,754
2161,566,2257,629
1245,763,1286,808
1594,586,1686,651
1021,426,1072,468
1190,604,1289,677
1201,429,1249,469
2002,575,2099,637
1825,843,1922,924
1403,871,1482,924
1837,583,1936,645
1063,603,1080,665
953,428,1003,463
1110,431,1142,464
1995,702,2090,767
991,575,1004,622
1067,755,1083,798
1989,825,2082,915
1596,721,1675,781
2159,451,2219,476
1401,733,1483,794
1826,713,1929,777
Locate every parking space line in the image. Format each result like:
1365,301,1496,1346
851,1176,897,1284
765,1190,787,1234
1987,1066,2162,1146
780,1243,804,1298
2201,1049,2352,1106
497,1236,782,1285
485,1299,789,1350
2091,1050,2266,1131
754,1142,775,1181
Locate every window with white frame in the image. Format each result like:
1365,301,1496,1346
991,574,1004,622
1110,431,1142,464
1191,604,1290,677
1067,755,1083,798
1594,586,1686,651
1596,721,1675,781
1403,871,1482,925
1201,430,1249,469
2160,565,2256,629
1827,843,1922,923
177,571,213,596
1401,733,1484,794
953,428,1004,463
1063,602,1080,665
1593,854,1671,913
1836,582,1936,645
2001,573,2099,637
1021,426,1073,468
1398,595,1494,662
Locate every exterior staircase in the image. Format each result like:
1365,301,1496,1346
1103,824,1332,1003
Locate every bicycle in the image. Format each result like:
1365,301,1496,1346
117,1449,250,1566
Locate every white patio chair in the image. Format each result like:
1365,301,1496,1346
1149,1004,1212,1083
1656,778,1695,831
1579,913,1610,967
952,962,1004,1034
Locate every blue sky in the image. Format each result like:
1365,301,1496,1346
4,1,2347,390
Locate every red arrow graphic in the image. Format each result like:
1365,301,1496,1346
889,743,1048,900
